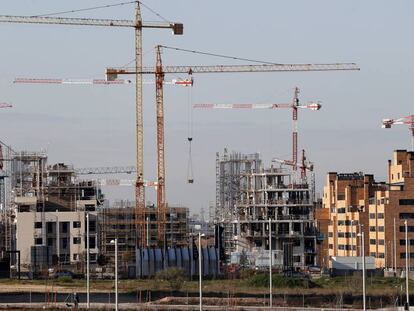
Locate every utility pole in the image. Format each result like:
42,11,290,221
199,232,203,311
406,220,410,310
86,212,90,309
361,231,366,311
269,218,273,308
395,218,397,273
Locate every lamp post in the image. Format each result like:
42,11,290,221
405,220,410,310
86,212,90,309
269,218,272,308
357,231,366,311
110,239,118,311
198,232,205,311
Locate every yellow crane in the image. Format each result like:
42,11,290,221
0,3,183,247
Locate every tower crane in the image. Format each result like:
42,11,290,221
109,47,359,246
193,87,321,175
382,114,414,151
0,3,183,248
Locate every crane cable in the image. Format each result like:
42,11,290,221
31,0,171,24
160,45,283,65
187,73,194,184
32,1,139,17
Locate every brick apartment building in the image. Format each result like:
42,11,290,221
317,150,414,269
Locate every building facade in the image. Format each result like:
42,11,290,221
318,150,414,270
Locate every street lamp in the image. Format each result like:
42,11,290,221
86,212,90,309
357,231,366,311
198,232,205,311
405,220,410,310
269,218,272,308
110,239,118,311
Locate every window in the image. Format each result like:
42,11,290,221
369,213,376,219
400,239,414,246
400,226,414,233
328,232,333,237
90,254,97,262
337,193,345,200
378,213,385,219
88,237,96,249
369,226,376,232
338,245,345,250
400,199,414,206
378,253,385,258
293,256,301,263
370,239,376,245
85,204,95,211
378,226,384,232
328,244,333,249
34,222,42,229
379,240,385,245
337,208,346,213
400,253,414,259
61,222,69,234
73,254,79,261
370,252,376,257
47,222,54,234
34,238,42,245
400,213,414,219
88,221,96,232
73,221,81,228
338,232,345,238
47,238,53,247
62,238,68,249
73,237,81,245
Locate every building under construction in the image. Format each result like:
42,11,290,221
98,201,189,277
215,149,261,257
216,149,317,269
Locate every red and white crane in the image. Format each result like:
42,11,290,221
382,114,414,150
13,77,193,86
0,103,12,109
194,87,321,176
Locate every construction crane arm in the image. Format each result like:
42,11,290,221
75,166,136,175
106,63,360,79
0,15,183,32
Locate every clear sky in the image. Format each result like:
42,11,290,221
1,1,413,214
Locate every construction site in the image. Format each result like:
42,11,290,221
2,1,414,310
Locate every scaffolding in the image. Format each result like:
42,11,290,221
215,148,261,259
99,202,189,275
234,164,317,269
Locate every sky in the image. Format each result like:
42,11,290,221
1,1,414,215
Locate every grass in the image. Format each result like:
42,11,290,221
0,275,411,296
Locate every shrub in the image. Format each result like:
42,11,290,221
155,267,186,291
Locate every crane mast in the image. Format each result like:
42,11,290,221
155,45,166,245
134,3,146,248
